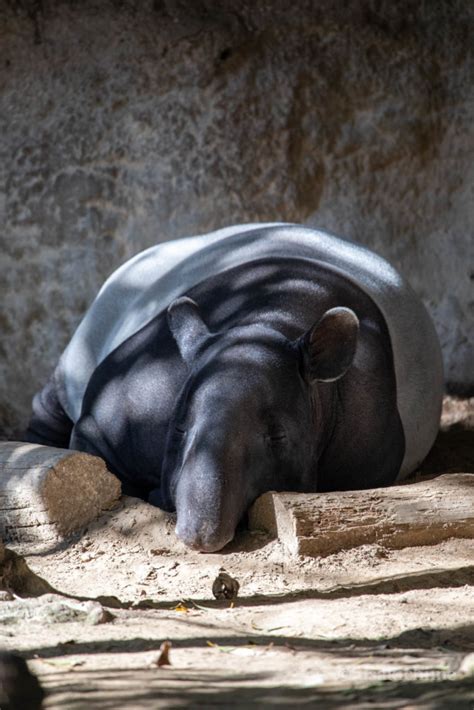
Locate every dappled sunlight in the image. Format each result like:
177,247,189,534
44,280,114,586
39,675,473,710
25,627,474,708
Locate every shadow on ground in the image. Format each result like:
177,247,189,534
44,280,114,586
39,671,474,709
22,620,474,661
419,420,474,476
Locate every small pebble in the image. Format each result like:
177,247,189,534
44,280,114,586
212,570,240,600
0,591,14,602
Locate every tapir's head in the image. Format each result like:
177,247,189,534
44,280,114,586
151,297,359,552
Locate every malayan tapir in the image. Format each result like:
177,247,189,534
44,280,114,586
26,224,444,552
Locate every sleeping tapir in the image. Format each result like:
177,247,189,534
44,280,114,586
26,224,443,551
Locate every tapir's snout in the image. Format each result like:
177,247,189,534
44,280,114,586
175,519,234,552
169,426,247,552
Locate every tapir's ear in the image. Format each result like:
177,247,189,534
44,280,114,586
167,297,211,365
298,307,359,384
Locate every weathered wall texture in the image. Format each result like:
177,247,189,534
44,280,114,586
0,0,473,436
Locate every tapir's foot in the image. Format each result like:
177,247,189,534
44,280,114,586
25,373,73,448
25,406,73,447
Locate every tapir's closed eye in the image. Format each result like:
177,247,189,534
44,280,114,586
264,430,288,449
268,433,286,441
173,426,187,436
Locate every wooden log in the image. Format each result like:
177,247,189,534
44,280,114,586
0,442,121,544
248,473,474,557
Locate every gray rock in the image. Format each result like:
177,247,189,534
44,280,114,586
0,594,112,625
0,1,473,436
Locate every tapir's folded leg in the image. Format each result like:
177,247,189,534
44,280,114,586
24,370,73,448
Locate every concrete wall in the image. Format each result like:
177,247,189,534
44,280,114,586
1,0,473,436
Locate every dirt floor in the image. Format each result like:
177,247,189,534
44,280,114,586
2,397,474,709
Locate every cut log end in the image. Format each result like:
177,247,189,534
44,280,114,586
0,442,121,545
40,451,121,535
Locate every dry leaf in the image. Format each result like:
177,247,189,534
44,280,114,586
172,602,189,613
155,641,172,667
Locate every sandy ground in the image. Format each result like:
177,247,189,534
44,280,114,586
2,397,474,709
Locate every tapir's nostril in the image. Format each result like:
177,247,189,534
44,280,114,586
175,522,233,553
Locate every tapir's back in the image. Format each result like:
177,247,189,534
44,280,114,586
58,223,443,478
